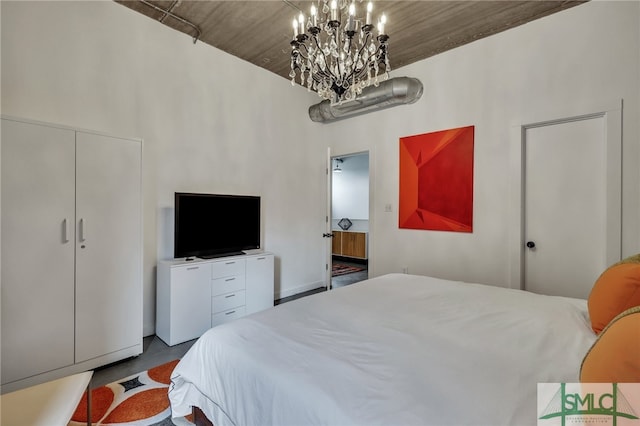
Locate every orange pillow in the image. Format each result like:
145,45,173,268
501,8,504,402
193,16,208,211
587,263,640,334
580,306,640,383
611,253,640,268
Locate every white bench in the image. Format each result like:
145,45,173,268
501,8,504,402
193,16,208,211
1,371,93,426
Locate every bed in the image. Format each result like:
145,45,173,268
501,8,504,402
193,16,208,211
168,273,606,425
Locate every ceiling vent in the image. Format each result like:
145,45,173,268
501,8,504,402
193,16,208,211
308,76,423,123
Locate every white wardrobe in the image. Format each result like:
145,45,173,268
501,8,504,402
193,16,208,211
1,116,143,392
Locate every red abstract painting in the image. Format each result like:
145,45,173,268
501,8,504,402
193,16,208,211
399,126,474,232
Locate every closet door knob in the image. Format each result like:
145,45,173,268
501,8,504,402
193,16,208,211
526,241,536,249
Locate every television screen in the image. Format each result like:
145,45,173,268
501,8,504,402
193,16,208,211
174,192,261,259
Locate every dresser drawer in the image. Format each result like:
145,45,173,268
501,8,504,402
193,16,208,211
212,290,246,314
212,275,245,296
212,306,246,327
211,259,245,279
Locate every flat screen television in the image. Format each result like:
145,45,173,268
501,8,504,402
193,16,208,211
174,192,261,259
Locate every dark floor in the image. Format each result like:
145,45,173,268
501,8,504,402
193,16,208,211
275,258,368,304
331,259,368,289
92,258,368,387
92,335,195,387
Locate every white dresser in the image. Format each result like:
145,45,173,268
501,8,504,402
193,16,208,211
156,252,275,346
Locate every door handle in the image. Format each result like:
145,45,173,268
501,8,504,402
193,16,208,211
526,241,536,249
62,218,69,243
79,218,86,242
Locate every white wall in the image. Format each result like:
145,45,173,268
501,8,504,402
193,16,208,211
324,1,640,286
1,1,638,338
1,0,327,336
332,153,369,228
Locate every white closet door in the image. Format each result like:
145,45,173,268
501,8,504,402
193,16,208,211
1,119,76,383
74,131,142,363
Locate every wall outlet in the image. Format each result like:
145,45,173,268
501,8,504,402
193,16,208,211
384,203,393,212
402,266,409,274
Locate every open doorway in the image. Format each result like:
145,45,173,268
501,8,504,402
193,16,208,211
330,152,370,289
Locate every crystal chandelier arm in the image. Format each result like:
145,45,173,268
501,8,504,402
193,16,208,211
349,64,369,83
335,32,351,83
369,39,390,70
333,28,347,82
309,32,339,81
376,46,390,72
290,47,308,74
296,43,310,60
341,31,372,83
312,64,337,83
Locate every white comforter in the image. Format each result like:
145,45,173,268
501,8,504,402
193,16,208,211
169,273,596,426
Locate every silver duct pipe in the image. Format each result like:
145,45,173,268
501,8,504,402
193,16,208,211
308,76,423,123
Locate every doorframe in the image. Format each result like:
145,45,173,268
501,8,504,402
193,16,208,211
326,148,373,289
508,99,622,290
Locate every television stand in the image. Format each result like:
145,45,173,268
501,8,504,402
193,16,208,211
156,252,275,346
199,251,245,259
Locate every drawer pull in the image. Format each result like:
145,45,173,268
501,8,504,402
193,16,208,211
257,257,266,260
225,277,236,282
225,310,236,315
225,261,236,265
187,266,199,270
225,294,235,298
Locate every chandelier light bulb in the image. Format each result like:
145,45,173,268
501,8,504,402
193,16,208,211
292,18,298,38
330,0,338,21
298,12,305,35
366,2,373,26
310,4,317,27
347,2,356,31
379,13,387,35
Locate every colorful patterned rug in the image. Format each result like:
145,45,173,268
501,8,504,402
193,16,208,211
68,359,190,426
332,263,365,277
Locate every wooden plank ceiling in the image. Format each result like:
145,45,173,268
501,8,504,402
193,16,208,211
116,1,586,82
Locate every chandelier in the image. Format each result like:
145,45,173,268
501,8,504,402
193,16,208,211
289,0,390,103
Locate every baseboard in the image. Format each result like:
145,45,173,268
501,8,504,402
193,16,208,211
1,343,143,394
275,280,325,300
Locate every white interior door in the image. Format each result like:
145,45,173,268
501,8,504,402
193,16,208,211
328,151,371,288
75,131,142,362
325,147,333,290
1,119,76,383
523,113,620,299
